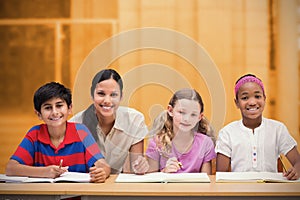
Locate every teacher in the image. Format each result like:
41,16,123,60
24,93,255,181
70,69,149,174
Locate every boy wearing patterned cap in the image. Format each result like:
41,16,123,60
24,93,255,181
215,74,300,180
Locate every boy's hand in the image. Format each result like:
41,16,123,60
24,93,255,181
283,167,299,180
163,157,181,173
132,155,149,174
89,166,107,183
45,165,68,178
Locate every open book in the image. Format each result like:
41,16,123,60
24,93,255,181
216,172,300,183
0,172,91,183
115,172,210,183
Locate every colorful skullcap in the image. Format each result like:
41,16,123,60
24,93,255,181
234,74,265,97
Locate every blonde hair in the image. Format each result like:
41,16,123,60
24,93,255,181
150,88,215,156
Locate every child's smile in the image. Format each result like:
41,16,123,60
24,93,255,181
235,82,266,128
169,99,202,133
38,97,71,127
49,115,63,121
246,106,260,112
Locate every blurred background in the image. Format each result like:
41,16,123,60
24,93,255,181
0,0,299,173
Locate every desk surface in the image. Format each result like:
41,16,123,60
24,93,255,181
0,175,300,197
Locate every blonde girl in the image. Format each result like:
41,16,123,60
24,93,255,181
146,88,216,174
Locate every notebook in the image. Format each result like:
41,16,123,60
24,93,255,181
0,172,91,183
115,172,210,183
216,172,300,183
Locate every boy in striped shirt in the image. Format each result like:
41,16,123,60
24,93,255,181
5,82,110,182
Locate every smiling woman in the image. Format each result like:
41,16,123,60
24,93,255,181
69,69,149,174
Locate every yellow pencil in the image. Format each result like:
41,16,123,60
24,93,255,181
279,154,292,172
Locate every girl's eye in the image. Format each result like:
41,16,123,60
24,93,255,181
255,95,262,99
191,113,197,117
241,96,248,100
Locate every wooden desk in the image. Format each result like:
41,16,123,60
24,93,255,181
0,175,300,200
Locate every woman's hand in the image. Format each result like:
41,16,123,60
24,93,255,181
132,155,149,174
89,166,107,183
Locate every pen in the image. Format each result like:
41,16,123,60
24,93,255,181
59,159,63,169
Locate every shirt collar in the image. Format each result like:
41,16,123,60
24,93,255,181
38,122,79,146
239,117,265,132
113,107,125,132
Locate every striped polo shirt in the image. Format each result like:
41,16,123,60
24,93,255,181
11,122,104,172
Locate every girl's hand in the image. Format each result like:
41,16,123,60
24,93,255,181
132,155,149,175
89,166,107,183
163,157,181,173
45,165,68,178
283,167,299,180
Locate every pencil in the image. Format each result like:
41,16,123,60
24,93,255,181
178,161,183,169
279,154,292,172
59,159,63,169
157,147,183,169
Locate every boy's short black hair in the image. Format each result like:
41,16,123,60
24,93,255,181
33,82,72,113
